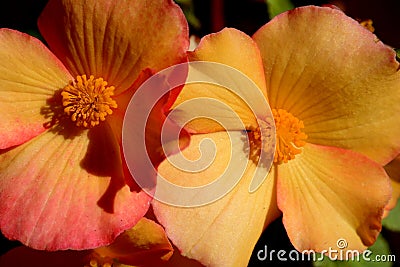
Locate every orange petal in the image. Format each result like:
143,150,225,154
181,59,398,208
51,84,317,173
0,29,72,149
277,143,391,252
108,68,154,145
0,122,150,250
383,179,400,218
152,131,280,266
253,6,400,165
93,217,173,266
38,0,188,94
170,28,268,133
383,156,400,217
121,68,191,194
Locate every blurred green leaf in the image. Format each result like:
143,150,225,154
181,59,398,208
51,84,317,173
266,0,294,19
395,48,400,62
174,0,201,30
26,30,44,42
313,235,393,267
383,198,400,232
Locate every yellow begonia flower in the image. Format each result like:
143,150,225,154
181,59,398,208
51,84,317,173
0,0,189,251
152,6,400,266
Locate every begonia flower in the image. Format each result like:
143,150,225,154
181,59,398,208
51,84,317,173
0,0,188,250
152,6,400,266
0,217,174,267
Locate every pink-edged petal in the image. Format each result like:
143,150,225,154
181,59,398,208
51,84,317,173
383,179,400,218
0,218,174,267
108,68,155,145
170,28,268,133
113,68,190,167
189,28,267,95
93,217,173,266
38,0,189,94
0,246,88,267
0,122,150,250
152,131,280,267
0,29,72,149
383,155,400,217
277,143,391,252
253,6,400,165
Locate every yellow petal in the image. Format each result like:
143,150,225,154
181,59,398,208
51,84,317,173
152,131,280,266
277,143,391,252
38,0,188,95
253,6,400,164
93,217,173,266
170,28,269,133
0,29,72,149
189,28,267,95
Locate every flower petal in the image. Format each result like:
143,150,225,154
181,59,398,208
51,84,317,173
383,155,400,217
152,131,280,267
277,143,391,252
94,217,173,266
383,179,400,219
253,6,400,164
38,0,189,94
0,122,150,250
170,28,268,133
0,29,72,149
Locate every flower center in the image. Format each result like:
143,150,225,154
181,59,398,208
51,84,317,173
247,117,275,165
272,108,307,164
61,75,117,128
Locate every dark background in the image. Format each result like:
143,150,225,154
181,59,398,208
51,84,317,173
0,1,399,266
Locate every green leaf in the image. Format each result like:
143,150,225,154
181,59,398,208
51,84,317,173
266,0,294,19
174,0,201,30
313,235,393,267
383,198,400,232
395,48,400,62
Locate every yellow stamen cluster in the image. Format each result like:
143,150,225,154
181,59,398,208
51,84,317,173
272,108,307,164
61,75,117,128
247,118,274,164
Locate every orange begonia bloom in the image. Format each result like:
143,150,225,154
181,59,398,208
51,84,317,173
152,6,400,266
0,0,188,250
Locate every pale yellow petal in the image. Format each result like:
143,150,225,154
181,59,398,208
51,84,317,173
153,131,280,267
0,29,72,148
253,6,400,164
170,28,269,133
277,143,391,252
